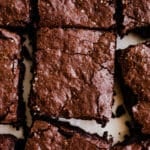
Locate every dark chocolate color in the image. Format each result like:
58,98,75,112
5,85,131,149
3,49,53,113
0,0,30,27
30,28,116,124
122,0,150,34
117,42,150,134
0,29,21,124
38,0,116,29
25,120,111,150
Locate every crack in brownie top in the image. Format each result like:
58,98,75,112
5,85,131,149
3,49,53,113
25,120,111,150
30,28,116,124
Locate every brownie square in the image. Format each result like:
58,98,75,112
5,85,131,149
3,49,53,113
0,0,30,27
25,120,111,150
0,29,23,124
122,0,150,34
30,28,116,124
38,0,116,29
117,41,150,134
0,135,17,150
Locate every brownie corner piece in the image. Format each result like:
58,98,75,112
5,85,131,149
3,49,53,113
38,0,116,29
0,29,23,125
116,41,150,134
0,0,30,27
25,120,112,150
122,0,150,34
29,27,116,124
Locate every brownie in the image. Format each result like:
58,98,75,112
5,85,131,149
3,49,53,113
30,28,116,124
122,0,150,34
132,101,150,134
0,0,30,27
0,29,22,124
38,0,116,29
117,41,150,134
0,134,17,150
112,139,150,150
25,120,111,150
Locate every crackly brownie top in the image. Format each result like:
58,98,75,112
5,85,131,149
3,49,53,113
25,120,111,150
0,0,30,27
122,0,150,34
0,135,17,150
133,101,150,134
38,0,116,29
0,29,20,123
112,143,142,150
112,139,150,150
118,42,150,101
30,28,116,123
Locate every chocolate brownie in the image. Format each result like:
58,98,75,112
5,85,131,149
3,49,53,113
0,0,30,27
0,29,23,124
112,139,150,150
132,101,150,134
122,0,150,34
25,120,111,150
117,41,150,134
38,0,116,29
30,28,116,124
0,135,17,150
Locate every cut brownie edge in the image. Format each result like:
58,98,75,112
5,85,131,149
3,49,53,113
0,29,25,126
38,0,116,29
25,119,112,150
116,41,150,135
